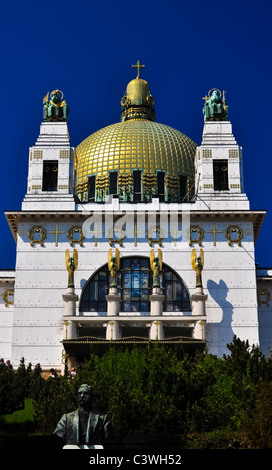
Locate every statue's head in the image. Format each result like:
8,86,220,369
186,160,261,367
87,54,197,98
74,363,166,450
51,91,61,103
211,90,221,102
77,384,93,410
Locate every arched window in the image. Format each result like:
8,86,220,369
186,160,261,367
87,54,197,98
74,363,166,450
79,257,191,313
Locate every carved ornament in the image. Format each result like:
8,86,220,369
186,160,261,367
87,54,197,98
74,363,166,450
146,226,164,247
3,289,14,307
187,225,204,246
28,225,47,247
67,225,85,247
225,225,243,246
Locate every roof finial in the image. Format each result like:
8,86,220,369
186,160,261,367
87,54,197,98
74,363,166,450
132,60,145,79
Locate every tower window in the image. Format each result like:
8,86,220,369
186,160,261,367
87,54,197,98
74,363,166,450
42,161,58,191
88,175,96,201
109,171,118,195
179,175,188,201
133,170,142,202
157,171,165,201
213,160,229,190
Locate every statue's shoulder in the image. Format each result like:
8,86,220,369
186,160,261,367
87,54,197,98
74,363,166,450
66,409,79,417
60,409,79,423
92,409,106,416
92,410,109,421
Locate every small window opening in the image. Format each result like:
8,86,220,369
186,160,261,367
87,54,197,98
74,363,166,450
88,175,96,201
157,171,165,201
109,171,118,195
133,170,142,202
179,175,188,201
213,160,229,190
42,161,58,191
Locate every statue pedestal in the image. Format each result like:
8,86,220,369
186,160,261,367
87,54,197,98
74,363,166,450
62,287,79,316
106,287,121,316
191,287,207,340
149,288,165,316
192,287,208,316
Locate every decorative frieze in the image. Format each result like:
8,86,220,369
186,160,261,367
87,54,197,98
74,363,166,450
23,220,250,248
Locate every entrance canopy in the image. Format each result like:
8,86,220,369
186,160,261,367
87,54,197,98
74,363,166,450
63,336,206,360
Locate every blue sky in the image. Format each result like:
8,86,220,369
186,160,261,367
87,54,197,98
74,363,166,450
0,0,271,268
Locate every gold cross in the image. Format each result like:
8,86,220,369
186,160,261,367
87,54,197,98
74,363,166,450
205,224,223,246
48,224,66,246
202,94,209,103
132,60,145,78
86,224,105,246
170,224,183,246
127,223,145,246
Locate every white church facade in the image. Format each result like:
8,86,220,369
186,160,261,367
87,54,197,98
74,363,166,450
1,64,272,371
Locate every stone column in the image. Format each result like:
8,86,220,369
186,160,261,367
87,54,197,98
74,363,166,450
63,287,79,317
61,287,78,375
106,320,121,340
62,287,79,339
150,320,164,340
149,287,165,340
149,287,165,316
191,286,208,340
105,287,121,316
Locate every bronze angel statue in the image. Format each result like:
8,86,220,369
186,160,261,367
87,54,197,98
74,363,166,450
108,248,120,288
191,248,204,288
150,248,162,288
65,249,78,288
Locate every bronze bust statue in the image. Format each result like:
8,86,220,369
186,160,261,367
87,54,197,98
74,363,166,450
54,384,111,448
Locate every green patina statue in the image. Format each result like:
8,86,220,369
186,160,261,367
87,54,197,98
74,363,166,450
203,89,228,121
54,384,111,448
43,89,69,121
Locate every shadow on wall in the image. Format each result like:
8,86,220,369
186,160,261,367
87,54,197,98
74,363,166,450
206,279,234,345
80,279,87,290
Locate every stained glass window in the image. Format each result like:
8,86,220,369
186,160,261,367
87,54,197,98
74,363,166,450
79,257,190,313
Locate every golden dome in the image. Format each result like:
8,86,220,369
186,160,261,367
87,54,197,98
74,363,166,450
76,119,196,202
126,78,150,102
76,63,197,203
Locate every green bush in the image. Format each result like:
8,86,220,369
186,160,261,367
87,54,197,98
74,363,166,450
32,374,77,433
0,367,25,416
243,382,272,448
4,337,272,448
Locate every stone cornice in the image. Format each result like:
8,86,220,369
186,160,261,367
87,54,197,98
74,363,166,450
5,208,266,244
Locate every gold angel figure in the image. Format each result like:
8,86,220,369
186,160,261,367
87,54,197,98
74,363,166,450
191,248,204,288
150,248,162,287
108,248,120,287
65,248,78,288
